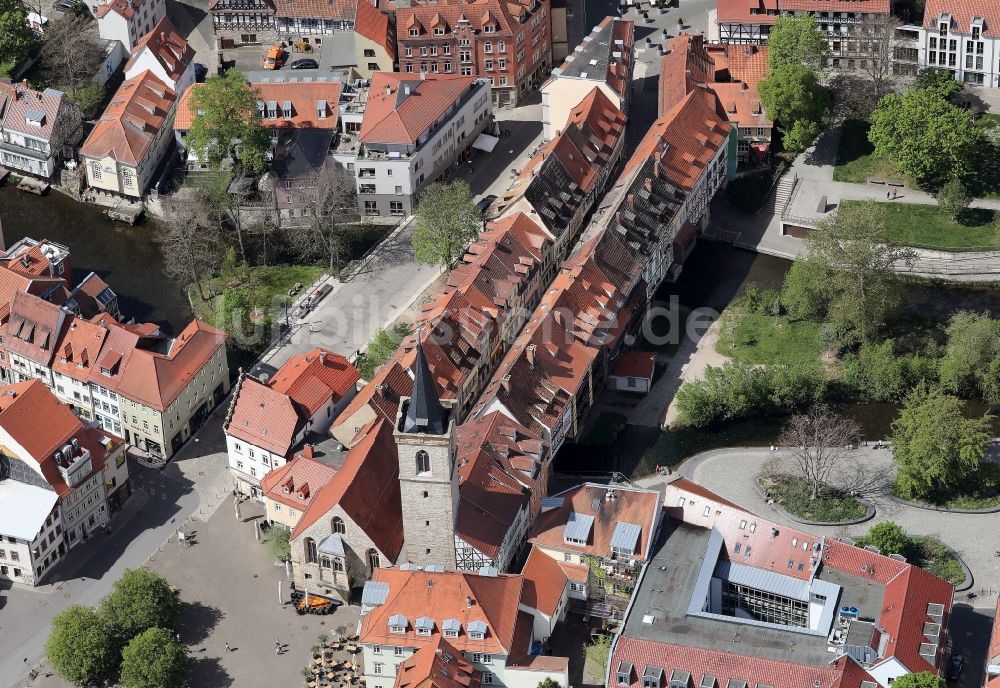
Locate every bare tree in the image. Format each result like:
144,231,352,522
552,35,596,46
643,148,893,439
158,196,223,301
39,14,105,95
286,162,360,272
857,13,903,105
778,405,863,500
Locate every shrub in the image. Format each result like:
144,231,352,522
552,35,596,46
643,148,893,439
675,361,826,428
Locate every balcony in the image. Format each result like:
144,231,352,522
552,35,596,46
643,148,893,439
0,139,51,159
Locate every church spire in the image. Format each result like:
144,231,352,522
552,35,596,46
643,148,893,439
403,339,448,434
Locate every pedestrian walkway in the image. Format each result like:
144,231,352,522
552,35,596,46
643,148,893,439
709,122,1000,279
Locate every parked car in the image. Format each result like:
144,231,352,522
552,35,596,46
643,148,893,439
311,283,333,305
290,58,319,70
947,653,963,681
262,46,286,70
475,194,497,216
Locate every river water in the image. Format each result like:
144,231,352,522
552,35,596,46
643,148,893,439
0,186,191,332
3,187,998,477
558,241,1000,478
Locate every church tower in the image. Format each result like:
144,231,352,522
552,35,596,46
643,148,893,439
394,342,459,569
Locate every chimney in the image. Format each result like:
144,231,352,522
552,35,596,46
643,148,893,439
466,596,474,608
526,344,536,366
385,84,392,96
404,84,411,95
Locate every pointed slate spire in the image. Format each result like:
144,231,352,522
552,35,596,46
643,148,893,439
403,340,448,434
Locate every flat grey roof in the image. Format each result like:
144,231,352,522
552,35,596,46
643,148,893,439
556,20,614,81
624,519,865,667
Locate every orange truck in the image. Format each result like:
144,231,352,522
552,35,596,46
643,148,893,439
262,46,286,70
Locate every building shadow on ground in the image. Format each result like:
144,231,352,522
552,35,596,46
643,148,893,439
188,656,234,688
180,600,226,645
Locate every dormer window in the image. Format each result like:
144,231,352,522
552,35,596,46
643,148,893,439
484,23,496,33
388,614,408,634
282,100,292,119
434,26,445,35
257,100,265,118
442,618,461,638
467,619,487,640
317,99,327,119
617,661,634,686
415,616,434,636
563,511,594,546
267,100,278,118
643,666,664,688
409,28,419,36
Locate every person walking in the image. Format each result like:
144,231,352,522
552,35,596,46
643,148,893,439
225,642,231,653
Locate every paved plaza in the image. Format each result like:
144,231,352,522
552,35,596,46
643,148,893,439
28,498,361,688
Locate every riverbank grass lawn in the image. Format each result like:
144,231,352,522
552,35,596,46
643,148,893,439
840,200,1000,251
833,118,907,184
717,312,824,365
757,474,867,523
189,264,325,328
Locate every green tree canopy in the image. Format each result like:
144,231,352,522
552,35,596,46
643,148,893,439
869,87,981,190
914,67,962,100
0,0,36,66
889,672,944,688
119,627,190,688
99,569,182,649
412,181,481,269
758,63,831,155
936,173,971,220
263,523,291,561
939,311,1000,398
186,69,270,174
537,679,562,688
843,340,938,402
767,13,830,70
891,387,993,500
806,200,916,344
864,521,909,556
358,323,410,380
46,605,116,686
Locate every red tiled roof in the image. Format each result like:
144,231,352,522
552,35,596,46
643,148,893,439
780,0,889,12
259,452,339,511
988,598,1000,688
274,0,355,20
175,80,341,131
125,16,195,86
395,635,480,688
95,0,147,19
81,70,176,166
612,351,655,380
5,291,68,367
0,380,120,499
623,89,730,189
269,348,359,418
355,0,397,61
520,547,567,616
360,567,524,656
395,0,532,39
50,316,109,383
924,0,1000,37
114,320,226,411
455,412,544,559
226,377,302,456
716,0,887,23
612,636,862,688
289,419,403,560
528,483,661,560
875,564,952,674
360,73,478,145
